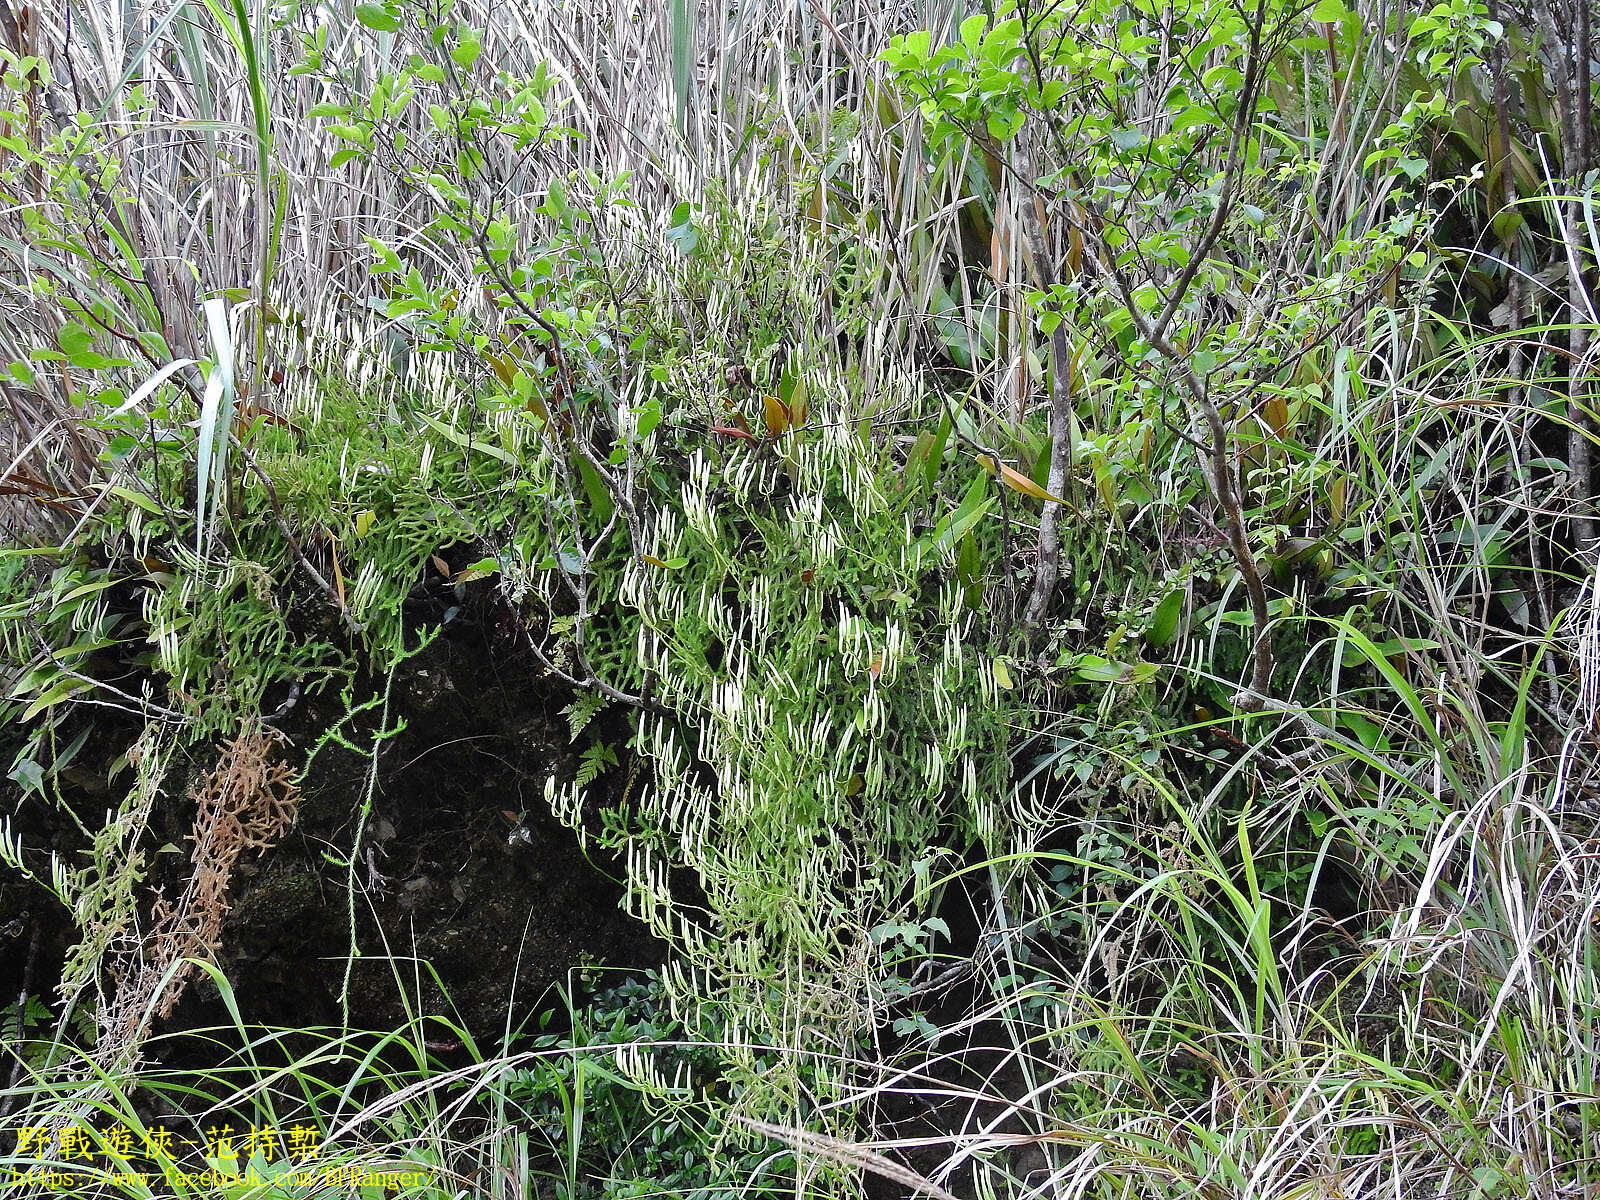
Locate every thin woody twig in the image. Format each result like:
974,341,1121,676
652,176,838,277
32,632,193,725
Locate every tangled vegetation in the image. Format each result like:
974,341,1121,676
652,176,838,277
1,0,1598,1195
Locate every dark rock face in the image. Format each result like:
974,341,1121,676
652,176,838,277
202,610,663,1037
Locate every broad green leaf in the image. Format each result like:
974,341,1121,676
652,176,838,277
21,676,91,722
576,457,616,522
452,34,482,68
925,412,951,489
1146,588,1184,647
905,430,935,488
354,3,399,31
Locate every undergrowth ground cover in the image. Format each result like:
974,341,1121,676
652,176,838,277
1,0,1598,1195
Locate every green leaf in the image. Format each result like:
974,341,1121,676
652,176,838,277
8,758,44,794
1146,588,1184,647
1070,657,1157,686
21,677,91,722
69,351,133,370
925,412,951,490
576,457,616,523
1309,0,1350,21
58,323,94,356
355,4,400,31
665,202,699,255
415,412,518,464
904,430,935,488
452,34,482,69
107,484,165,515
923,473,993,561
633,399,662,439
956,530,981,595
1499,648,1540,775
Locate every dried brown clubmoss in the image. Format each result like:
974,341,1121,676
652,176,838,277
98,721,301,1059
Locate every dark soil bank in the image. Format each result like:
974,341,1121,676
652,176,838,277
195,609,664,1036
1,594,664,1048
